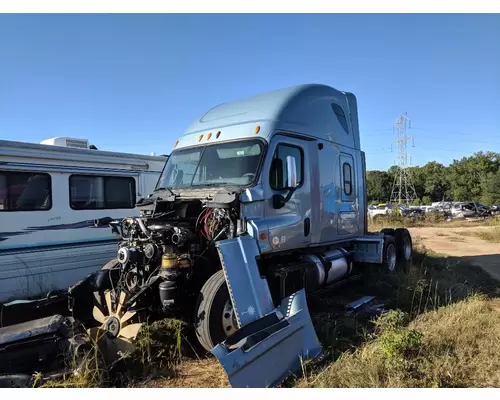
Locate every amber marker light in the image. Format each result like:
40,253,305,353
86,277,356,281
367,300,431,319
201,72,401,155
198,134,203,142
254,125,261,134
207,132,212,140
216,131,221,139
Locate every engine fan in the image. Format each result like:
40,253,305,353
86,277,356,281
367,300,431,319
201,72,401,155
87,291,143,364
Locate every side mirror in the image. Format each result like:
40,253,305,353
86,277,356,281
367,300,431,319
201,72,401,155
272,156,298,209
286,155,297,189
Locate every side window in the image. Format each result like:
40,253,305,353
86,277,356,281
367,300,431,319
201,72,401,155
343,162,353,195
69,175,136,210
331,104,349,134
0,171,52,211
270,143,303,190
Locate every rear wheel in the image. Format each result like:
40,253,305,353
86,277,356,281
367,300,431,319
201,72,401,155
382,235,397,272
394,228,413,262
194,270,238,352
380,228,396,236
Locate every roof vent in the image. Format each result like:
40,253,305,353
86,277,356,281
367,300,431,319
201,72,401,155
40,137,90,149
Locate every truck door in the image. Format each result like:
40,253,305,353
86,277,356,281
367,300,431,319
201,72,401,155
263,134,312,252
337,152,358,236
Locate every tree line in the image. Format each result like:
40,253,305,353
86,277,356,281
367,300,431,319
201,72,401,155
366,151,500,206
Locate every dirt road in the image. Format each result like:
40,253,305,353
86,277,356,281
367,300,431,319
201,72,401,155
408,226,500,281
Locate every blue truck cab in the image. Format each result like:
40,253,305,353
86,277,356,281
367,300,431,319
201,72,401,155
162,84,367,253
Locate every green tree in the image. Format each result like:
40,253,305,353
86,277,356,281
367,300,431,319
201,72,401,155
367,150,500,206
366,170,392,203
419,161,450,201
421,195,432,205
448,152,500,201
481,171,500,205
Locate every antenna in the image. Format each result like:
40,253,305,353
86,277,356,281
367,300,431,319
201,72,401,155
389,113,418,206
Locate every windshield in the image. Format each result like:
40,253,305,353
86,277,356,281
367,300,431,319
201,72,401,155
155,139,264,190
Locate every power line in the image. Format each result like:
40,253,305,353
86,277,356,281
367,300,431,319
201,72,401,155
367,126,500,141
416,146,485,153
365,151,393,155
408,133,500,146
410,127,499,139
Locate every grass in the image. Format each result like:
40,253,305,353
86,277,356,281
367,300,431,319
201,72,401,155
475,227,500,243
299,295,500,388
293,239,500,388
453,226,500,243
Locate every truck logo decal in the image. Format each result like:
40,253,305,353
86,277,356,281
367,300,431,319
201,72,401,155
241,305,256,317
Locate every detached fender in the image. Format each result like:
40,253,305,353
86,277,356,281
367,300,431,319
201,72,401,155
214,235,323,388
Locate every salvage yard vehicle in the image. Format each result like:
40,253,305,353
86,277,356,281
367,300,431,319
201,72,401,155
0,84,414,388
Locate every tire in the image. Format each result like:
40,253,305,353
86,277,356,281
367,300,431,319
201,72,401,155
382,235,397,272
394,228,413,262
380,228,396,236
194,270,237,352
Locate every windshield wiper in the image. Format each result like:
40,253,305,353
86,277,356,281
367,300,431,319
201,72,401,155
154,187,177,197
191,182,229,188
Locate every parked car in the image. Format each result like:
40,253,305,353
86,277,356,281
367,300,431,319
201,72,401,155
450,202,476,219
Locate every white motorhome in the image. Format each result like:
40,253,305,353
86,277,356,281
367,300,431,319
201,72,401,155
0,137,167,303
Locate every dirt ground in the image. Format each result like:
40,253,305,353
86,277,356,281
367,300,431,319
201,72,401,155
408,226,500,281
138,358,230,388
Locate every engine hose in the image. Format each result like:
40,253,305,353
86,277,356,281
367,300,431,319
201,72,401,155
136,218,152,239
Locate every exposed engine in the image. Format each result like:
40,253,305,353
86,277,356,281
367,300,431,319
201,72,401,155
92,196,239,318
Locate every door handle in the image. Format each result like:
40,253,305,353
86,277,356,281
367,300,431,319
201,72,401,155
304,217,310,237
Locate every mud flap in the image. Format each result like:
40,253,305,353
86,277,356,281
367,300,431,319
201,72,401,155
214,236,323,388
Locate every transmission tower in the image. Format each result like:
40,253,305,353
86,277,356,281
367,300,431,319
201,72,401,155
389,112,417,205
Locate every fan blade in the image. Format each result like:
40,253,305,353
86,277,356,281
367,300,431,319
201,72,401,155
87,327,106,342
92,306,107,324
101,337,135,365
121,310,136,324
115,291,127,316
93,291,104,307
119,323,142,340
105,291,113,314
113,337,136,355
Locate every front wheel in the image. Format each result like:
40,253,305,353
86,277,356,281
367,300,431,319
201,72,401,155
194,270,239,352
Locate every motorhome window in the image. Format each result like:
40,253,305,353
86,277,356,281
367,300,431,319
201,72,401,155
270,144,303,190
155,139,263,190
343,162,353,195
69,175,136,210
331,104,349,134
0,171,52,211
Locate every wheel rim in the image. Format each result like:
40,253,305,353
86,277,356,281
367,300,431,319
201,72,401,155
221,299,238,337
404,236,412,260
387,244,397,272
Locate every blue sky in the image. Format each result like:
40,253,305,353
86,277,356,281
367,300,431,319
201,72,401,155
0,13,499,171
